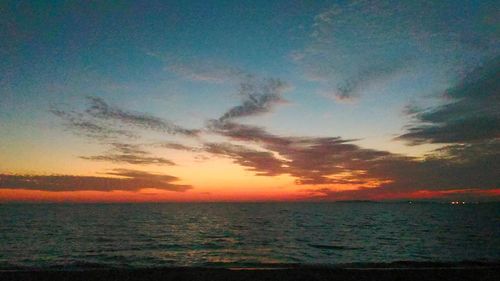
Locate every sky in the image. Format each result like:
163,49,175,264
0,0,499,202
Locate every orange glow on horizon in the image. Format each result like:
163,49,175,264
1,187,498,203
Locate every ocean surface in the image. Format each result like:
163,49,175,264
0,202,499,269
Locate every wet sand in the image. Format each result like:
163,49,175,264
2,263,499,281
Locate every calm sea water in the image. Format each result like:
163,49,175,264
0,203,499,269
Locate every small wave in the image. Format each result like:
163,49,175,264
199,261,299,269
47,261,117,270
308,244,361,250
377,237,396,241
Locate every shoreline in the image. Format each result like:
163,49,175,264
1,268,499,281
2,260,499,270
1,262,499,281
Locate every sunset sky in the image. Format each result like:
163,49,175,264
1,0,498,202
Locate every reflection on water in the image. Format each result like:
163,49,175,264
0,203,498,269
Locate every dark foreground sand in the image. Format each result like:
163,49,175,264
2,263,499,281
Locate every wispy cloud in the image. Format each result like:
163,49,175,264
217,78,289,122
81,143,175,165
50,108,137,141
51,97,203,167
0,169,191,192
293,1,497,102
51,97,199,142
292,3,414,101
86,97,199,136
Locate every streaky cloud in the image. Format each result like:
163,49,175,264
86,97,199,136
0,169,191,192
156,141,201,152
208,121,498,198
81,143,175,166
50,108,137,141
208,121,396,185
204,142,287,176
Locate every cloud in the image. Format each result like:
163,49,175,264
294,1,497,101
51,97,203,167
50,108,137,141
204,142,287,176
398,57,500,145
293,3,415,101
207,121,498,199
307,58,500,199
86,97,199,136
156,141,201,152
208,121,291,147
362,142,498,193
333,62,408,101
218,78,289,122
199,57,499,200
81,143,175,165
0,169,191,192
208,121,397,185
51,97,200,143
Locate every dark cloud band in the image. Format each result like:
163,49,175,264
0,169,191,192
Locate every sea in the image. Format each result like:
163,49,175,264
0,202,499,269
